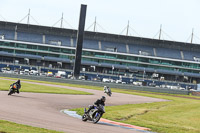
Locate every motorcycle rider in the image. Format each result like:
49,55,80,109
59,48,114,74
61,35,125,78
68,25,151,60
104,86,112,96
86,96,106,113
11,79,21,94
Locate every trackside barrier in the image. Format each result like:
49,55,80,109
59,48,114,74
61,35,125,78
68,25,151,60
0,73,190,95
190,91,200,96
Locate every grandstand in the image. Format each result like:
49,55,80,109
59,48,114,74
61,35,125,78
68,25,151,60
0,21,200,84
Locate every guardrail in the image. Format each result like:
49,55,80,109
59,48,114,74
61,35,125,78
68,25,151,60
0,73,190,95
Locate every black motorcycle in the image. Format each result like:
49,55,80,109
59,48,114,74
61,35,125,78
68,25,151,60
8,84,18,95
82,104,105,124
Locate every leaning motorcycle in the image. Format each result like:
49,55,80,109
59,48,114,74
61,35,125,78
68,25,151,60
104,86,112,97
8,84,17,95
82,104,105,124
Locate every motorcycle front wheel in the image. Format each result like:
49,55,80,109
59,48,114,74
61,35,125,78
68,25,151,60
93,112,102,124
82,114,87,122
8,88,13,95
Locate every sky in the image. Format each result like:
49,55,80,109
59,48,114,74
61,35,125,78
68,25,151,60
0,0,200,43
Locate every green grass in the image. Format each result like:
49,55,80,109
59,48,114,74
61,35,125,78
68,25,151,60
1,76,200,99
0,120,62,133
71,89,200,133
0,76,104,90
0,78,92,95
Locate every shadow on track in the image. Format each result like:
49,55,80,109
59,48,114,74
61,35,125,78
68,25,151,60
8,94,29,99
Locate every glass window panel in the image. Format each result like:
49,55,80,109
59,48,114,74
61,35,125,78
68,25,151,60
38,46,48,51
27,45,37,49
61,49,72,54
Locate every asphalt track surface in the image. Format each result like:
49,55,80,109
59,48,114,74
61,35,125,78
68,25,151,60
0,79,168,133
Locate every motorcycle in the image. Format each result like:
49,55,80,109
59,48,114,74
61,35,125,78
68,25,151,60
8,84,18,95
104,86,112,97
82,104,105,124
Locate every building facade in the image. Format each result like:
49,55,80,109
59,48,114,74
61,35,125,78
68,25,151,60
1,21,200,83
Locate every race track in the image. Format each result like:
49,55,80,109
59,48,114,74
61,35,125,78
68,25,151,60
0,80,168,133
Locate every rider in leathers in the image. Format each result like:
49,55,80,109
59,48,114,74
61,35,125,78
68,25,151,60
86,96,106,113
11,79,21,93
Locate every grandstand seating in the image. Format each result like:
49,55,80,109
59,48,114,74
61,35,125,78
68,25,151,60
0,51,14,56
184,72,200,78
183,51,200,61
101,41,126,53
129,66,146,71
144,67,155,73
113,64,127,69
0,28,199,64
17,32,43,43
156,69,182,76
45,34,71,46
15,54,42,60
128,43,154,56
44,56,71,63
156,48,181,59
0,30,15,40
100,62,113,68
82,60,99,66
83,39,99,50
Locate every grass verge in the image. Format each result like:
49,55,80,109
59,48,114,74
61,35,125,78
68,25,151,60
0,120,62,133
71,90,200,133
1,76,199,99
0,78,91,95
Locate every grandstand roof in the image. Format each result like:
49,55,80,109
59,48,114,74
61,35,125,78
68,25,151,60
0,20,200,52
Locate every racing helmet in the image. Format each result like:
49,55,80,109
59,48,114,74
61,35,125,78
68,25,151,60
17,79,20,84
101,96,106,102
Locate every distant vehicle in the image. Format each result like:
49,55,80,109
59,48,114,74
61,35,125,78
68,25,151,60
13,70,19,74
149,81,156,87
170,86,179,89
79,76,86,80
1,67,12,73
1,67,7,73
160,84,170,89
55,71,66,78
24,69,29,75
47,72,53,77
133,81,142,86
109,79,115,83
29,70,39,76
19,71,24,75
190,89,196,91
122,81,126,84
116,80,122,84
67,74,73,79
178,87,185,90
40,72,46,76
92,77,101,82
102,78,110,83
5,70,13,74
